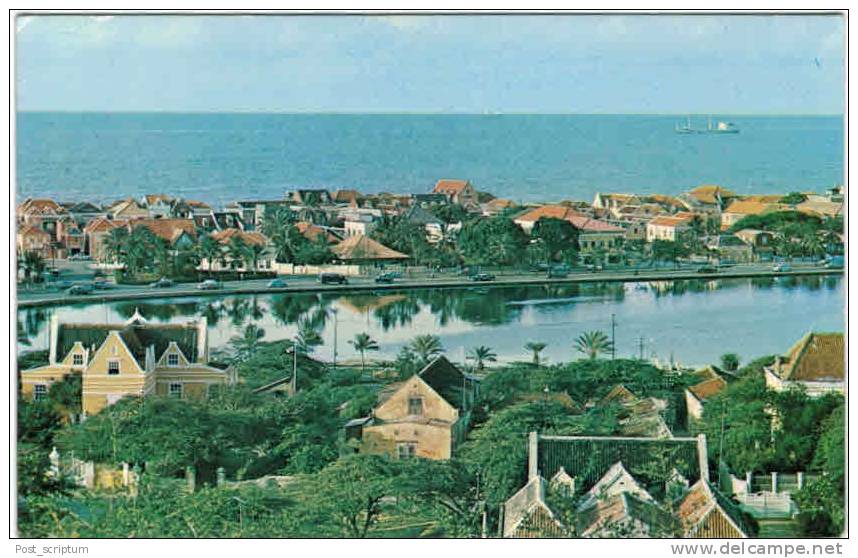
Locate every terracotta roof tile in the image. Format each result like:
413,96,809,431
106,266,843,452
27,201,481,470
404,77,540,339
776,333,844,382
433,179,470,194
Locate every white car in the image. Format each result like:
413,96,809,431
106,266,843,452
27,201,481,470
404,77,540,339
197,279,221,290
772,263,792,273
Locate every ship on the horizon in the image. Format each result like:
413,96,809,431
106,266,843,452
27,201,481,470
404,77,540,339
675,116,740,134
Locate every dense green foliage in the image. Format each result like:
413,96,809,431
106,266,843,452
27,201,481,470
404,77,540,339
457,215,528,266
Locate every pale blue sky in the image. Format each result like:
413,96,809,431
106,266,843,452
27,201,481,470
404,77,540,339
15,14,845,114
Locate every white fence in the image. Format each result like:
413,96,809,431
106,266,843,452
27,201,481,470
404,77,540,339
272,262,362,276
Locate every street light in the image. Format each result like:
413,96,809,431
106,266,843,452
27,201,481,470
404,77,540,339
330,308,339,368
287,338,298,395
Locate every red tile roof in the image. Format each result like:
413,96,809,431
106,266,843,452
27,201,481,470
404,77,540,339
688,376,727,401
514,205,585,223
332,234,408,261
18,198,66,215
84,217,128,234
18,224,52,239
433,179,471,194
774,333,844,382
210,228,268,246
566,214,625,233
131,219,197,242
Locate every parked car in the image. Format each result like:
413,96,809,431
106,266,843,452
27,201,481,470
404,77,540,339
470,273,496,282
268,278,288,288
318,272,348,285
696,265,718,273
374,272,396,284
772,263,792,273
547,266,569,279
91,279,114,290
824,256,844,269
197,279,221,290
150,277,174,288
67,284,93,295
53,280,74,290
584,264,603,272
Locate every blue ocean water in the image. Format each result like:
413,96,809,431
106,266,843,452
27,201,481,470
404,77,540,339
15,112,843,205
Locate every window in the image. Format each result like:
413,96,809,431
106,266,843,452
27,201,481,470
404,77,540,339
407,396,423,416
396,442,416,460
34,384,47,402
72,353,84,366
169,383,183,398
167,353,180,367
108,360,120,375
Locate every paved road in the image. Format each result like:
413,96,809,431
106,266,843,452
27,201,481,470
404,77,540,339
16,261,842,309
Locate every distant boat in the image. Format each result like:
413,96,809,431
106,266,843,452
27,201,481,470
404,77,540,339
675,116,739,134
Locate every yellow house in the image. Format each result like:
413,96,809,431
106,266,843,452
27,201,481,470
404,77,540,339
357,356,479,460
20,310,233,415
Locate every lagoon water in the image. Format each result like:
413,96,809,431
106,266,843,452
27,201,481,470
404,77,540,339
16,113,843,204
18,276,844,369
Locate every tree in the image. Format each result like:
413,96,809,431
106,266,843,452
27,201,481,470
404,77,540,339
307,454,402,538
719,353,740,372
20,251,46,286
228,324,266,362
531,217,579,263
348,333,379,372
457,216,528,266
524,341,547,366
295,318,323,355
781,192,807,205
197,234,222,272
467,346,497,371
409,334,444,365
245,243,267,271
650,240,689,269
226,235,248,270
103,227,129,265
574,331,613,360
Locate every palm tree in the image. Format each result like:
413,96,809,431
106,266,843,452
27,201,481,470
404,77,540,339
467,345,497,371
227,235,248,270
104,227,129,265
349,332,379,372
524,341,547,366
296,317,323,355
409,334,444,364
228,323,266,362
20,251,46,286
574,330,613,360
246,242,267,272
720,353,740,372
197,234,222,273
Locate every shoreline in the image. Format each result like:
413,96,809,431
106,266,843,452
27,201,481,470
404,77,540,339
16,268,842,309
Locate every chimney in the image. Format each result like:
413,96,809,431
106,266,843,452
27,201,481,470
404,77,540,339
48,314,60,364
196,317,208,363
527,431,539,480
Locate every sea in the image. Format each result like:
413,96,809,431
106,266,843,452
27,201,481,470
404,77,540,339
15,112,844,205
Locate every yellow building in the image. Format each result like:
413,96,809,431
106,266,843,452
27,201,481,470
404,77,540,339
356,356,479,460
21,310,233,416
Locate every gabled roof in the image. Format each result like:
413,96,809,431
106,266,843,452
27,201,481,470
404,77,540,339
210,228,268,246
513,204,584,223
723,200,786,216
18,198,66,216
503,476,563,538
599,384,638,406
433,179,471,195
648,215,693,228
53,321,202,368
63,201,103,213
535,434,705,491
417,355,479,410
333,189,363,204
677,480,750,538
771,332,844,382
18,224,52,239
404,205,442,226
130,219,197,243
577,492,678,538
566,214,625,233
688,376,728,401
578,461,655,511
84,217,127,234
484,198,518,211
331,234,408,261
143,194,174,206
687,185,737,205
109,198,147,215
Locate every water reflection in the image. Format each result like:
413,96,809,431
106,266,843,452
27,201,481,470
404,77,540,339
17,276,844,368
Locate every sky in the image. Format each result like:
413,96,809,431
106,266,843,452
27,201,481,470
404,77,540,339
15,14,845,114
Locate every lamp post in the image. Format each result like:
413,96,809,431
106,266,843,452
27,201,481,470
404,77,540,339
331,308,339,368
288,338,298,395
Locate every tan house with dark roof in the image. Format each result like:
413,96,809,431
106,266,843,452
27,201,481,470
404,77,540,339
107,198,149,220
765,333,845,396
685,369,728,423
20,312,232,416
356,356,479,460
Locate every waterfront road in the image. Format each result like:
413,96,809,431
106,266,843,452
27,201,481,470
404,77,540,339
16,262,842,309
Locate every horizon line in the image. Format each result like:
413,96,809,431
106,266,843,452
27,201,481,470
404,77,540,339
15,109,845,117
